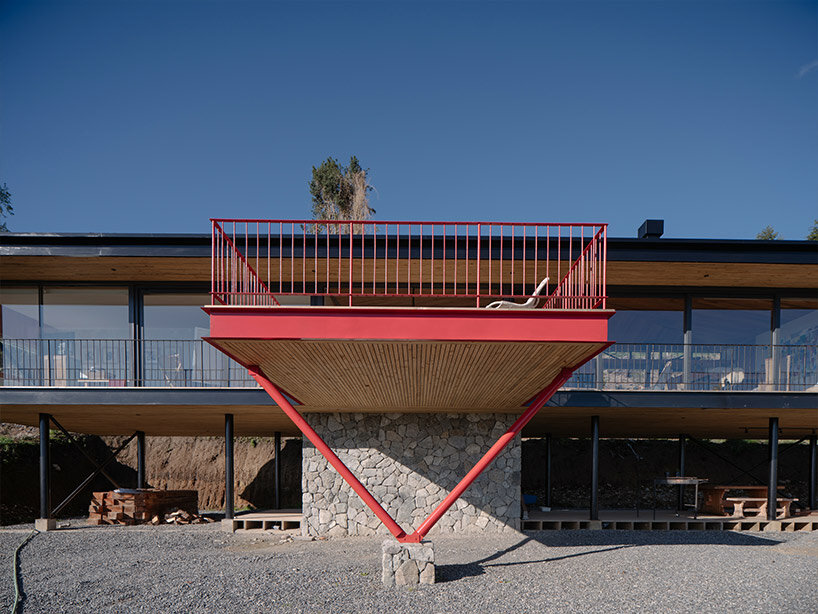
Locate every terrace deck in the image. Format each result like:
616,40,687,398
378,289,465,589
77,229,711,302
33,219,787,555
204,305,612,412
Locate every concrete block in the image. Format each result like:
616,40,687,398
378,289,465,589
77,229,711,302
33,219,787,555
221,518,238,532
35,518,56,532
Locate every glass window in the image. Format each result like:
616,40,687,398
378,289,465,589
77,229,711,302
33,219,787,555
143,294,210,340
780,303,818,346
41,287,130,339
692,299,772,346
608,310,683,344
0,287,39,338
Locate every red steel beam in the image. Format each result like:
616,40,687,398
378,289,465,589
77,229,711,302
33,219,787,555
248,365,407,540
404,367,574,542
249,362,574,544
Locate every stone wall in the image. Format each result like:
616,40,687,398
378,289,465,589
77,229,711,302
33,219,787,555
302,412,521,537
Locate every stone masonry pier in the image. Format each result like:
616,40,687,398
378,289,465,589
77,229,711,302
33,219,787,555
302,413,521,537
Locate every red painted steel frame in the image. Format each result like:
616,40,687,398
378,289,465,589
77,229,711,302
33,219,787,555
248,366,407,540
248,364,573,543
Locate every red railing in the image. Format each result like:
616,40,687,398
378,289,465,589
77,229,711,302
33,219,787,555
211,219,607,309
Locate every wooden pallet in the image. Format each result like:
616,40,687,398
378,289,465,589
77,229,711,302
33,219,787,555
88,489,198,525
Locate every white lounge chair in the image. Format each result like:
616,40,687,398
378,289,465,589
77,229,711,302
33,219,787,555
485,278,549,309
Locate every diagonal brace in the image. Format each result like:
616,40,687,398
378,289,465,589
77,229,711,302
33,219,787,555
48,414,122,490
249,365,573,543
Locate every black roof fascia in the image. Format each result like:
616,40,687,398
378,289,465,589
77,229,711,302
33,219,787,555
1,232,816,265
1,387,815,410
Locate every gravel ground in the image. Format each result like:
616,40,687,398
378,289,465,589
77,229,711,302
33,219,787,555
1,522,817,613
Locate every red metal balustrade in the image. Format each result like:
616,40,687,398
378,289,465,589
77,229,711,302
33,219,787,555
211,219,607,309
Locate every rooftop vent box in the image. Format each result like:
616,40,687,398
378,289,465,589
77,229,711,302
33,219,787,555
638,219,664,239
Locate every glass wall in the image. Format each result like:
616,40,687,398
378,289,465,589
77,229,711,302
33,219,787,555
0,287,39,338
143,293,210,340
691,300,772,345
143,293,230,386
41,287,130,339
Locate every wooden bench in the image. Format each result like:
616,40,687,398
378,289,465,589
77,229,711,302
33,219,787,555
726,497,797,519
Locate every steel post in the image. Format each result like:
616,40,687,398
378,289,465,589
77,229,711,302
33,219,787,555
683,296,692,390
590,416,599,521
545,433,552,508
810,435,817,510
274,431,281,510
39,413,51,519
767,417,779,521
136,431,146,489
225,414,234,520
677,434,686,511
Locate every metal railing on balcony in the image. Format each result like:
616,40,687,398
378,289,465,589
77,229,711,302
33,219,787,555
566,343,818,392
2,339,814,392
211,219,607,308
0,339,256,388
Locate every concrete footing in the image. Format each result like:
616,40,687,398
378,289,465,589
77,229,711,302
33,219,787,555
221,518,237,532
382,539,435,586
35,518,56,532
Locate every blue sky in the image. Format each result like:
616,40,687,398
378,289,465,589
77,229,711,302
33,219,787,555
1,1,816,239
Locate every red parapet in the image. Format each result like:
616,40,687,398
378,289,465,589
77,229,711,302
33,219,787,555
210,219,607,309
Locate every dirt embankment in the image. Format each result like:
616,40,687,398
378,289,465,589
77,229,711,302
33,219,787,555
0,425,301,525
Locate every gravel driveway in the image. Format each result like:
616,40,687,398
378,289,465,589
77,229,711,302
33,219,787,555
1,522,816,613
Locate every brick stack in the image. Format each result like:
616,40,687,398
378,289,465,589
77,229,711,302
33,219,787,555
88,490,198,525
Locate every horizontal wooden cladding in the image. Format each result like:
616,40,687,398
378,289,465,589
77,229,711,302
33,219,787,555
0,404,299,437
608,262,817,289
2,256,210,282
3,255,815,289
2,399,814,439
524,407,818,439
213,339,606,411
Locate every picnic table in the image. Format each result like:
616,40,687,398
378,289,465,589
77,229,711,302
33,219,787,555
700,484,785,515
652,476,708,519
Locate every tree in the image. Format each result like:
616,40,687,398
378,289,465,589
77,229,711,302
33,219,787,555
756,225,779,240
807,220,818,241
309,156,374,229
0,182,12,232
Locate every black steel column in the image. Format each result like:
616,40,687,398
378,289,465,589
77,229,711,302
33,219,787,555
767,417,779,521
683,295,692,390
39,413,51,519
274,431,281,510
136,431,146,489
545,434,552,508
590,416,599,521
809,434,816,511
677,434,686,510
225,414,234,520
771,296,781,390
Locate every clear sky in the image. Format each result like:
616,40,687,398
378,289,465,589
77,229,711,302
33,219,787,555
1,1,816,240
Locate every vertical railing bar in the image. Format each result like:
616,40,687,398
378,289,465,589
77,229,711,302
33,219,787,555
454,224,459,296
349,222,353,306
498,229,506,298
279,222,283,294
511,227,515,297
372,224,376,295
475,224,482,308
384,223,389,296
522,226,526,295
291,224,295,296
442,222,449,295
315,224,318,295
419,224,423,296
488,224,492,300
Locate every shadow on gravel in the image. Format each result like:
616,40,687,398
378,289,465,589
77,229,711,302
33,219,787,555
438,537,637,582
437,531,785,582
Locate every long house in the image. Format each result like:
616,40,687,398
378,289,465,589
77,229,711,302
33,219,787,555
1,218,816,534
